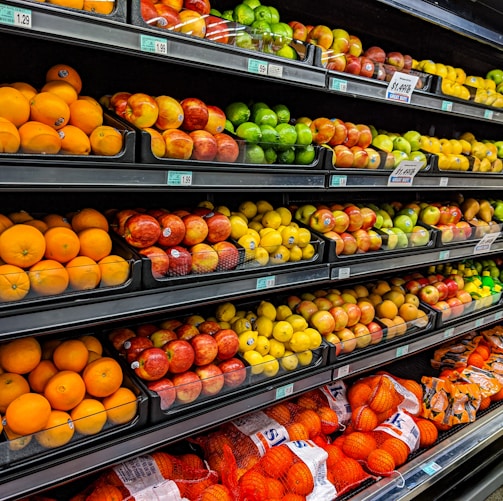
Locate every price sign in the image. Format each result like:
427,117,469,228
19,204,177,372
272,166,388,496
396,345,409,357
330,175,347,187
474,232,500,254
443,327,455,339
439,250,450,260
276,383,294,399
439,177,449,187
442,100,453,112
257,276,275,290
338,267,350,279
0,4,32,28
140,35,168,55
388,161,422,186
484,109,494,120
337,365,350,379
422,461,442,476
167,171,192,186
330,78,348,92
248,58,268,75
268,64,283,78
385,71,419,103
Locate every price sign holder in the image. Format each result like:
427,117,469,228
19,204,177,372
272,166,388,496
385,72,419,103
474,232,500,254
388,161,422,186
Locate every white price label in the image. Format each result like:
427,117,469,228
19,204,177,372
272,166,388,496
268,64,283,78
248,58,268,75
337,365,350,379
330,175,347,187
439,177,449,187
474,232,500,254
0,5,31,28
330,78,348,92
388,161,422,186
338,267,350,279
167,171,192,186
140,35,167,55
385,71,419,103
256,276,275,290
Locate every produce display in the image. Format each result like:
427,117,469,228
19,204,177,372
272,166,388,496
28,0,117,16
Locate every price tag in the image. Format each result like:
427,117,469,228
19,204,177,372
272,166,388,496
268,64,283,78
422,461,442,476
495,311,503,321
338,267,350,279
484,109,494,120
330,78,348,92
474,232,500,254
441,100,453,112
443,327,455,339
330,175,347,187
167,171,192,186
439,177,449,187
248,58,268,75
387,161,422,186
256,276,275,290
439,250,450,260
0,4,32,28
337,365,350,379
385,71,419,103
276,383,294,400
140,35,168,55
475,317,485,328
396,345,409,357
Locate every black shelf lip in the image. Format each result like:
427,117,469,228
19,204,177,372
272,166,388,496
377,0,503,50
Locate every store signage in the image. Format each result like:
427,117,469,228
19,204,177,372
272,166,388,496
247,59,283,78
474,232,500,254
0,4,31,28
330,175,347,187
330,78,348,92
140,35,167,55
167,171,192,186
387,161,422,186
256,275,275,290
385,71,419,103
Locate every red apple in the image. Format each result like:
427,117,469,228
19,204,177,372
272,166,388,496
403,54,413,71
350,146,369,168
449,273,465,291
214,329,240,360
141,0,159,24
328,119,348,146
113,209,138,237
344,205,363,232
147,377,176,410
213,241,240,271
296,300,319,320
433,281,449,301
204,212,232,243
344,55,361,75
360,207,377,230
110,91,132,117
160,318,183,330
190,130,218,161
368,229,382,251
191,333,219,366
352,322,371,348
123,214,162,249
214,132,240,163
326,53,347,72
313,297,333,311
331,28,350,54
456,289,472,304
329,305,349,330
342,303,361,327
367,321,384,345
288,21,308,42
139,245,170,278
444,278,459,298
124,336,154,363
195,363,224,396
386,51,405,71
132,346,170,381
331,209,350,233
356,125,373,148
205,16,230,44
124,93,159,128
175,323,200,341
176,9,206,37
446,297,464,317
164,339,195,373
306,25,333,50
419,284,440,305
182,214,208,246
352,228,371,253
309,310,336,335
136,323,158,338
160,0,183,12
437,224,455,244
348,35,363,57
434,300,451,320
338,327,357,353
324,231,344,256
191,242,219,273
340,232,358,255
218,357,247,388
157,213,185,247
154,4,181,29
364,46,386,63
309,117,336,144
204,105,226,135
172,371,202,404
333,145,354,167
405,280,422,295
455,221,472,240
359,57,375,78
150,328,177,348
180,97,208,131
166,245,192,276
183,0,210,15
162,128,194,159
310,208,336,233
109,327,136,352
419,205,441,226
198,320,221,336
343,122,360,148
155,95,184,130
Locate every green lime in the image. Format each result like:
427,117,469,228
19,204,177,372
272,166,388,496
295,144,316,165
276,44,298,60
273,104,291,124
294,123,313,145
260,124,279,144
264,147,278,164
245,143,266,163
243,0,261,8
236,121,262,143
271,22,292,45
221,9,234,21
235,30,254,49
225,102,251,127
224,119,235,134
276,123,297,149
254,108,278,127
254,5,272,24
233,4,255,26
250,20,272,43
278,147,296,164
250,101,270,118
209,8,222,16
269,6,280,23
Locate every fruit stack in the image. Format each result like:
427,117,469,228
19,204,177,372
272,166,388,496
26,0,118,17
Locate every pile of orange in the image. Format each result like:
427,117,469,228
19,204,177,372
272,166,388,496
0,63,123,157
0,334,138,450
0,207,130,301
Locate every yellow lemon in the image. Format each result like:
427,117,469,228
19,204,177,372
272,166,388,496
243,350,264,375
301,243,315,260
255,335,270,356
261,210,282,229
297,350,313,366
238,200,258,219
215,302,236,322
215,205,231,216
246,228,261,244
280,351,298,371
257,300,276,321
276,206,292,226
272,320,294,343
281,225,299,248
230,215,248,240
289,331,311,353
238,330,258,352
255,315,274,337
248,220,263,232
269,338,286,358
260,229,282,253
256,200,274,214
253,246,270,266
232,317,252,334
449,139,463,155
270,245,290,264
297,227,311,248
262,354,280,377
305,327,323,350
286,314,308,332
238,234,258,261
275,305,293,321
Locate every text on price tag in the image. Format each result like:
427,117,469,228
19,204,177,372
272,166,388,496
0,4,32,28
388,161,422,186
140,35,168,55
474,232,500,254
386,71,419,103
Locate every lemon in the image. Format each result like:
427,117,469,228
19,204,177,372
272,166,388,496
254,315,273,337
280,225,298,248
215,205,231,216
229,215,249,240
261,210,282,229
246,311,258,324
255,335,270,356
247,228,261,244
238,200,258,219
275,206,292,225
219,321,231,329
248,220,263,232
305,327,323,349
256,200,274,214
270,245,290,264
257,300,276,321
215,302,236,322
297,227,311,248
232,317,252,334
301,243,315,260
289,331,311,353
262,354,280,377
288,245,303,263
297,350,313,366
275,304,293,321
280,351,298,371
269,338,286,358
243,350,264,375
238,330,258,352
254,246,269,266
272,320,293,342
286,314,308,332
260,229,282,253
238,233,258,261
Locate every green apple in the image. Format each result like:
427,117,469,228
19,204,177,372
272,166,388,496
254,5,272,23
295,204,317,224
493,201,503,220
381,228,398,250
409,225,430,247
278,147,295,164
295,123,313,146
225,101,250,127
403,130,422,151
235,30,255,49
495,141,503,158
393,137,412,155
392,150,409,166
264,146,277,164
233,4,256,25
268,6,280,24
276,44,298,60
390,227,409,248
374,212,384,229
295,144,316,165
275,123,297,149
224,119,235,134
380,203,395,217
486,69,503,85
369,124,378,139
243,0,261,8
393,214,414,233
396,208,418,225
372,134,394,153
250,20,272,44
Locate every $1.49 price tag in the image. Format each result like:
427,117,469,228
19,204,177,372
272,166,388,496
387,161,422,186
386,71,419,104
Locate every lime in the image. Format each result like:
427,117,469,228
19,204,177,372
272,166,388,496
278,147,296,164
224,119,235,134
233,4,255,25
235,30,254,50
209,8,222,16
276,123,297,148
264,147,277,164
250,101,270,117
273,104,291,124
225,102,251,127
271,22,292,46
243,0,261,8
250,20,272,44
295,123,313,145
260,124,279,144
236,121,262,143
276,44,298,60
245,143,266,163
221,9,234,21
269,6,280,24
254,5,272,24
254,108,278,127
295,144,316,165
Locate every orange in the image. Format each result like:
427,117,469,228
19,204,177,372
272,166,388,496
383,290,405,308
35,409,75,448
324,443,345,468
151,451,175,478
25,219,49,234
82,356,123,397
0,372,31,413
393,315,407,336
69,98,103,135
331,456,366,490
43,213,73,229
0,213,14,234
41,80,78,105
342,431,377,460
286,462,314,496
28,359,59,393
200,484,233,501
87,350,101,364
102,386,138,425
260,444,294,478
18,120,62,154
8,210,33,223
367,448,396,474
83,0,115,14
44,370,86,411
45,63,83,94
296,393,320,410
352,405,378,432
0,86,30,127
375,299,398,320
286,422,309,441
347,382,372,408
65,255,101,290
475,344,491,360
144,127,166,158
71,207,109,233
30,91,70,130
78,227,112,261
79,334,103,356
479,396,492,411
317,405,339,435
400,379,423,403
398,302,419,322
5,392,52,435
41,338,62,360
179,452,205,470
239,470,268,501
59,124,91,155
28,259,70,296
44,226,81,263
52,339,89,372
10,82,38,101
467,352,485,368
0,264,30,301
70,397,107,435
3,423,32,450
0,336,41,374
296,408,322,439
0,223,46,268
416,418,439,448
380,317,398,339
89,125,123,156
98,254,129,287
264,402,291,425
265,478,285,500
46,0,85,10
86,484,123,501
0,117,21,153
380,437,410,466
